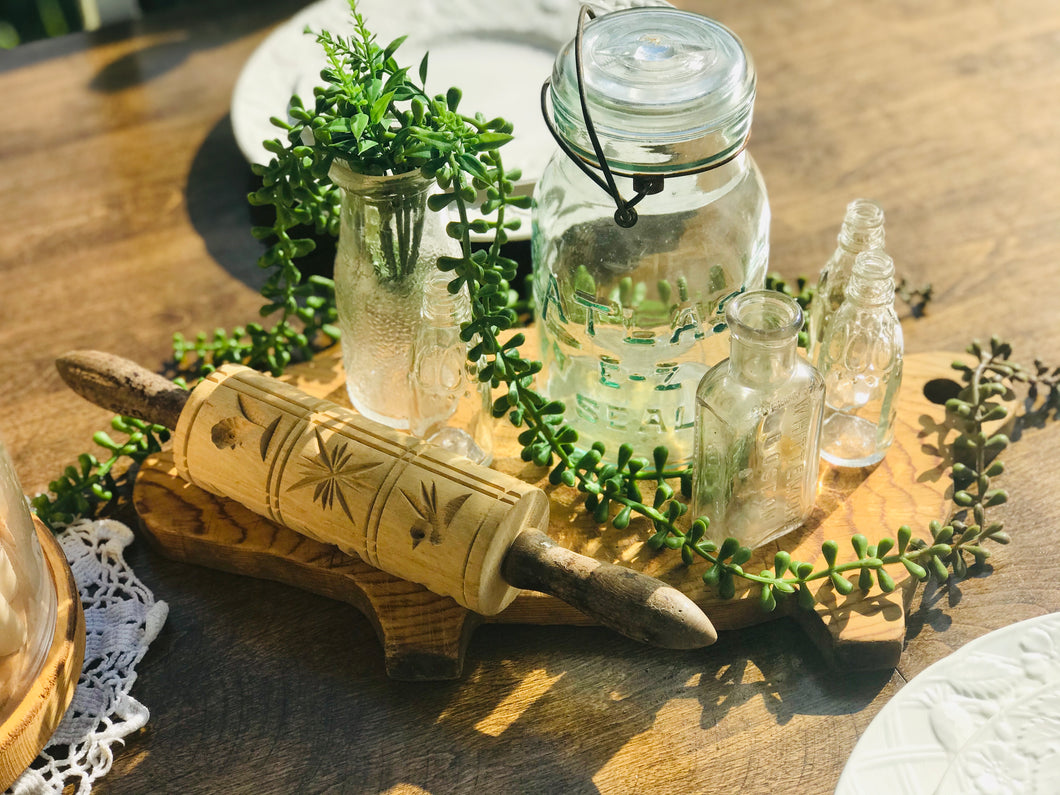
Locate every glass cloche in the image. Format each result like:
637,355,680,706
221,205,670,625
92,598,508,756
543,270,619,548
0,435,58,725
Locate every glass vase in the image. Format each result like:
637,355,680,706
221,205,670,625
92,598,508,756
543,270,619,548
817,250,904,467
806,198,886,363
330,161,461,430
408,269,494,465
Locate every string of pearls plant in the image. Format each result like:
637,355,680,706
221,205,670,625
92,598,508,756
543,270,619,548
34,2,1059,614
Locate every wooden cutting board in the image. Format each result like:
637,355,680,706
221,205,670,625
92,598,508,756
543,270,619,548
132,344,976,679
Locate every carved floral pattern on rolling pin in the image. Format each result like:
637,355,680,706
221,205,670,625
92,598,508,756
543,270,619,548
401,482,471,549
288,428,383,525
210,393,282,461
176,364,545,614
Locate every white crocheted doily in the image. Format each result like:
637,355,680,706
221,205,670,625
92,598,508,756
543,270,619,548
7,519,168,795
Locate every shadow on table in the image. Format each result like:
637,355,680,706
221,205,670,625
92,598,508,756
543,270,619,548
82,0,311,92
114,539,897,794
383,622,894,794
183,114,290,292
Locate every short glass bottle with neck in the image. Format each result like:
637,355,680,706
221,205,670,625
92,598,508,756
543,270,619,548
807,198,886,364
691,291,825,550
817,250,903,467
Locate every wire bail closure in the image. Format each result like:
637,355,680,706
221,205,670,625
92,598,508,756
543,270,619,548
541,4,748,229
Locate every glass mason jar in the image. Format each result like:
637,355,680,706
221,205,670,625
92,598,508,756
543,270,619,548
691,292,825,549
532,7,770,465
0,434,57,724
330,161,462,430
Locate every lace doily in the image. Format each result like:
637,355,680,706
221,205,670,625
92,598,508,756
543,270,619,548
7,519,168,795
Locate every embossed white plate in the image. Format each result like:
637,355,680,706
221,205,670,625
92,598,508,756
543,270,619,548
837,612,1060,794
230,0,669,240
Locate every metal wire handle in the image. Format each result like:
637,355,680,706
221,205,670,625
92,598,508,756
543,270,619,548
540,5,659,228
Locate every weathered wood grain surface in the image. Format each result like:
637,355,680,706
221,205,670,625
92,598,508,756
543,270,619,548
1,0,1058,792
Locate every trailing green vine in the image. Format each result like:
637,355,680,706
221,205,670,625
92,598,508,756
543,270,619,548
646,336,1056,611
31,416,170,526
33,2,1057,619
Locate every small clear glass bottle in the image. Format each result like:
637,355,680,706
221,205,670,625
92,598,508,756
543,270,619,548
408,269,493,465
691,291,825,549
807,198,886,363
817,250,903,467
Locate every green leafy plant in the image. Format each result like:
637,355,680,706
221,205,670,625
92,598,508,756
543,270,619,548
33,2,1054,620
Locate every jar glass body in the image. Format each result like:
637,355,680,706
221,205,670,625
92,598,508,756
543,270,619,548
532,150,769,463
691,292,824,549
0,435,57,724
331,164,461,429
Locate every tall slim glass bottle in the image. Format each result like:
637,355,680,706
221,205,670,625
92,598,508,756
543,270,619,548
691,291,825,549
807,198,886,363
408,269,493,465
817,250,903,467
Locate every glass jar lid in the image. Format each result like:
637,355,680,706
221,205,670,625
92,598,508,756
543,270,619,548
549,7,756,175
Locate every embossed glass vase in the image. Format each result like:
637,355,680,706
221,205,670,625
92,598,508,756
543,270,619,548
816,250,904,467
330,161,461,430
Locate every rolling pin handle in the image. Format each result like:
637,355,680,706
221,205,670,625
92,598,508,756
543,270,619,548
502,528,717,650
55,350,188,430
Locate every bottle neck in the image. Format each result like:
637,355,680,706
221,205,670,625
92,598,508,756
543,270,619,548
730,334,798,384
724,290,803,385
421,270,470,323
847,250,896,307
847,273,895,306
836,198,885,254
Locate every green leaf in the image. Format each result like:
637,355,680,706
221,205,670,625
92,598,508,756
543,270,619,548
830,572,854,595
383,35,407,59
902,558,928,580
418,51,429,84
760,585,777,612
370,91,396,124
471,132,514,151
822,539,839,567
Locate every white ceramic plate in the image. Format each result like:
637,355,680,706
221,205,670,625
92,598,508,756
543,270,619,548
837,612,1060,794
230,0,669,240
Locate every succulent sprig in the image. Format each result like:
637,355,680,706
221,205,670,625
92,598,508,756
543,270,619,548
640,335,1055,610
31,416,169,526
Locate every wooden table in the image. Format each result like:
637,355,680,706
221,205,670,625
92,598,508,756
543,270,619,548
2,0,1058,792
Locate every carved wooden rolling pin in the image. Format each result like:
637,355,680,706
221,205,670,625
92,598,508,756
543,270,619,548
57,351,716,649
